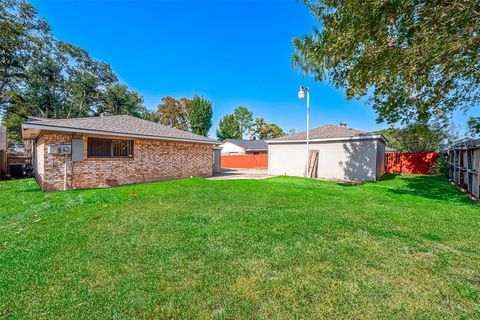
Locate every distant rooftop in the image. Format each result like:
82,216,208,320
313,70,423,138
269,124,385,142
224,139,268,150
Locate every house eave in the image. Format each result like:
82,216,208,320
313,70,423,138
22,123,219,145
267,135,387,144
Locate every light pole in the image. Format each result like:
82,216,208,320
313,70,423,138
298,85,310,177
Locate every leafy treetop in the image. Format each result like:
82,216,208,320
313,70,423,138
233,106,253,139
294,0,480,131
375,122,458,152
216,114,241,141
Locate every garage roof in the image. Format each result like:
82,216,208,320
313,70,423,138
22,115,219,144
224,139,268,151
268,125,387,144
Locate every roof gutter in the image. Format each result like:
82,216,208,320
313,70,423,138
267,134,387,144
22,123,220,145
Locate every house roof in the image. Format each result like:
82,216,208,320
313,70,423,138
22,115,219,144
268,125,387,144
224,139,268,151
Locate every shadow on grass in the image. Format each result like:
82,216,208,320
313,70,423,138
336,174,474,205
385,174,474,204
379,173,398,181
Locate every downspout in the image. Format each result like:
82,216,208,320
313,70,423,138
32,139,36,180
63,153,67,191
70,133,75,190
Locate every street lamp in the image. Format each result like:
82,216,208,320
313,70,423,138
298,85,310,177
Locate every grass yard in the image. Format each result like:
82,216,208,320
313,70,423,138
1,175,479,319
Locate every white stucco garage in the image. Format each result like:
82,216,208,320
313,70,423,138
267,124,387,181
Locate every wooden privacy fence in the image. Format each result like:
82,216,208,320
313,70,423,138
0,150,7,179
0,151,32,179
221,154,268,169
385,152,439,174
447,139,480,199
7,152,32,167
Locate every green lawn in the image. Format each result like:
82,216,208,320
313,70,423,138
0,175,479,319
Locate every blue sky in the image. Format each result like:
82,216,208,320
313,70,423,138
32,0,474,137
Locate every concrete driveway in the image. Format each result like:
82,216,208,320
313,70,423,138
208,168,272,180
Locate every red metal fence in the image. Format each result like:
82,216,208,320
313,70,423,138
221,154,268,169
386,152,439,174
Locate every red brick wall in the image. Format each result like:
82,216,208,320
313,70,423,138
35,131,213,191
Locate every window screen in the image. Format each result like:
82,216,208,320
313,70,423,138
87,138,133,158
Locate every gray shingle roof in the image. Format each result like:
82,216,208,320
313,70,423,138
24,115,218,144
270,125,374,141
224,139,268,150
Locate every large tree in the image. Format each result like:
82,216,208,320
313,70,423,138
216,114,241,141
293,0,480,131
375,122,457,152
233,106,253,138
189,95,213,136
156,97,190,131
252,117,285,140
0,0,50,104
1,40,119,139
260,124,284,140
1,0,145,142
98,84,144,117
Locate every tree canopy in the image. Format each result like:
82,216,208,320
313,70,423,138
252,117,285,140
375,123,457,152
216,107,285,141
216,114,241,141
233,106,253,138
154,95,213,136
98,84,145,117
0,0,145,142
156,97,190,131
0,0,50,103
189,95,213,136
294,0,480,131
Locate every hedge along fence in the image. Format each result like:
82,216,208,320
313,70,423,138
385,152,439,174
221,154,268,169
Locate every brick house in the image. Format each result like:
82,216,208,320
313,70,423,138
22,115,219,191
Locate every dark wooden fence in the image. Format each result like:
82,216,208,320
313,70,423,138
446,139,480,199
0,150,7,179
0,151,32,179
7,152,32,167
385,152,439,174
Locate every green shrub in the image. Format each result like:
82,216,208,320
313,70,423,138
432,154,449,177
